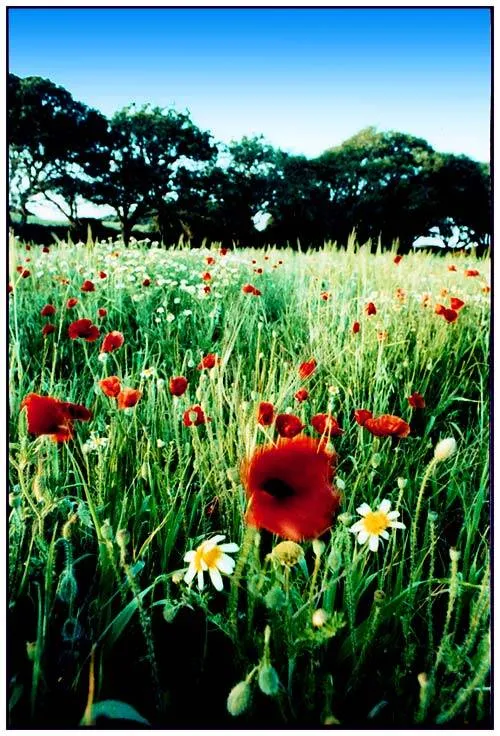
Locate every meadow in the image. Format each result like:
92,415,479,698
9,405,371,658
8,232,490,728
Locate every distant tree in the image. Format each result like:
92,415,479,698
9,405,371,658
85,104,216,245
8,74,108,225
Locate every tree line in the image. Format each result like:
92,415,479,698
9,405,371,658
8,74,491,252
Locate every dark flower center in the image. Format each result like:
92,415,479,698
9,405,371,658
261,477,295,499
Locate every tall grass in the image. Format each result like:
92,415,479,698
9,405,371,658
8,234,490,727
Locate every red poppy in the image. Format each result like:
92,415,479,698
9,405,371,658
295,389,309,402
264,256,269,261
434,304,446,316
394,255,403,265
311,413,343,437
142,278,151,287
98,307,107,318
203,285,211,294
81,279,95,292
257,401,274,426
16,267,30,278
99,271,107,279
320,292,330,301
183,405,211,426
117,388,142,409
365,302,377,316
41,304,56,317
254,267,263,274
42,324,55,337
20,393,91,442
42,246,50,254
99,376,121,398
66,297,78,309
219,248,228,256
408,392,425,409
202,272,212,282
355,409,410,438
101,331,124,353
442,308,458,323
68,319,100,342
482,285,491,294
448,264,457,272
275,413,305,438
253,288,262,296
206,256,216,265
298,359,317,380
169,376,188,397
242,436,340,541
197,353,219,370
242,283,256,294
465,269,480,277
352,321,360,334
25,245,31,251
450,297,465,311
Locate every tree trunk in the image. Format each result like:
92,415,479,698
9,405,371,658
120,217,132,247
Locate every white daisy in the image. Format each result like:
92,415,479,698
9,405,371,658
350,499,406,552
183,535,239,592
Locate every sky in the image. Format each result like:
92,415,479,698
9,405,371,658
7,7,491,219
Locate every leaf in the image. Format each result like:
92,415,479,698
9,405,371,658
81,699,150,726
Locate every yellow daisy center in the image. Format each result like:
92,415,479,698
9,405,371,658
193,543,222,572
363,510,390,535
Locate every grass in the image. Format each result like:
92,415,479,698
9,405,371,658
8,233,490,728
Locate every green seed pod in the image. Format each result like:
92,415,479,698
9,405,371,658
227,680,252,716
57,569,78,604
258,664,280,696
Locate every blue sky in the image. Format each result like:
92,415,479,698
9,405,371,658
9,7,491,163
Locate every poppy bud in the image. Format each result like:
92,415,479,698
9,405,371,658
227,680,252,717
258,664,280,696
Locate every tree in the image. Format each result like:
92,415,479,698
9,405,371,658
8,74,108,225
85,104,216,245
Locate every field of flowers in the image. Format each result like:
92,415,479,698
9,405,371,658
8,232,490,728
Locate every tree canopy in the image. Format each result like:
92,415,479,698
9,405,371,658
8,74,491,252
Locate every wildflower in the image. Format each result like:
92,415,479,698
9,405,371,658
169,376,188,396
97,307,107,318
42,246,50,254
465,269,480,277
450,297,465,311
99,271,107,279
99,376,121,398
42,323,55,336
365,302,377,316
66,297,78,309
442,308,458,323
197,353,219,370
202,272,212,281
354,409,410,438
117,388,142,409
421,293,432,308
142,278,151,286
220,247,228,256
101,331,124,353
81,279,95,292
205,256,216,265
448,264,457,272
377,331,388,342
275,413,305,438
241,436,340,541
17,267,30,278
253,288,262,296
40,304,56,317
8,284,13,294
68,318,100,342
183,405,210,426
257,401,274,426
408,392,425,409
298,359,317,379
393,255,403,265
350,499,405,552
140,367,156,379
395,287,406,301
482,285,491,294
271,540,304,566
434,303,446,315
242,283,256,294
254,267,263,274
203,285,211,294
352,321,360,334
184,534,238,591
312,609,329,628
311,413,343,437
434,437,457,461
20,393,91,442
320,291,330,301
295,389,309,402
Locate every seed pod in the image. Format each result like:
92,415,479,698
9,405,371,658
258,664,280,696
227,680,252,716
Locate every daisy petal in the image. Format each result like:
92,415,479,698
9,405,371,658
184,551,195,562
379,499,391,514
350,521,364,533
380,530,390,540
219,542,239,553
356,503,371,516
184,566,196,585
217,553,236,574
209,567,224,591
390,521,406,529
209,534,226,545
387,510,400,520
357,530,369,545
369,535,379,552
197,571,205,590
